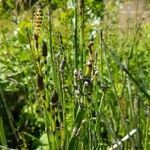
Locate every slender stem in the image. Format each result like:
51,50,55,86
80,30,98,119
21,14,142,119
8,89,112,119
79,0,84,70
74,0,78,69
0,117,7,147
100,30,129,133
100,28,104,84
109,49,150,100
144,117,149,149
48,2,56,150
44,105,51,150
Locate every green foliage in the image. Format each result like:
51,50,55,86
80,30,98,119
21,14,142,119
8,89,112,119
0,0,150,149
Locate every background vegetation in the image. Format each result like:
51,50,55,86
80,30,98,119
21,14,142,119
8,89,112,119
0,0,150,149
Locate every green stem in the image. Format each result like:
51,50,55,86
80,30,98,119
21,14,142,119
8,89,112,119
100,30,129,133
48,3,56,150
79,0,84,70
74,0,78,69
44,105,51,150
109,49,150,100
0,117,7,147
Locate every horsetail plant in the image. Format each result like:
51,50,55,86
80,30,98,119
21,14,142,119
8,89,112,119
33,2,52,150
17,0,149,149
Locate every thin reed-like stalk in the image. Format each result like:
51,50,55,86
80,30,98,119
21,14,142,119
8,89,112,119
0,117,7,147
74,0,78,69
109,49,150,100
79,0,84,70
100,29,129,135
